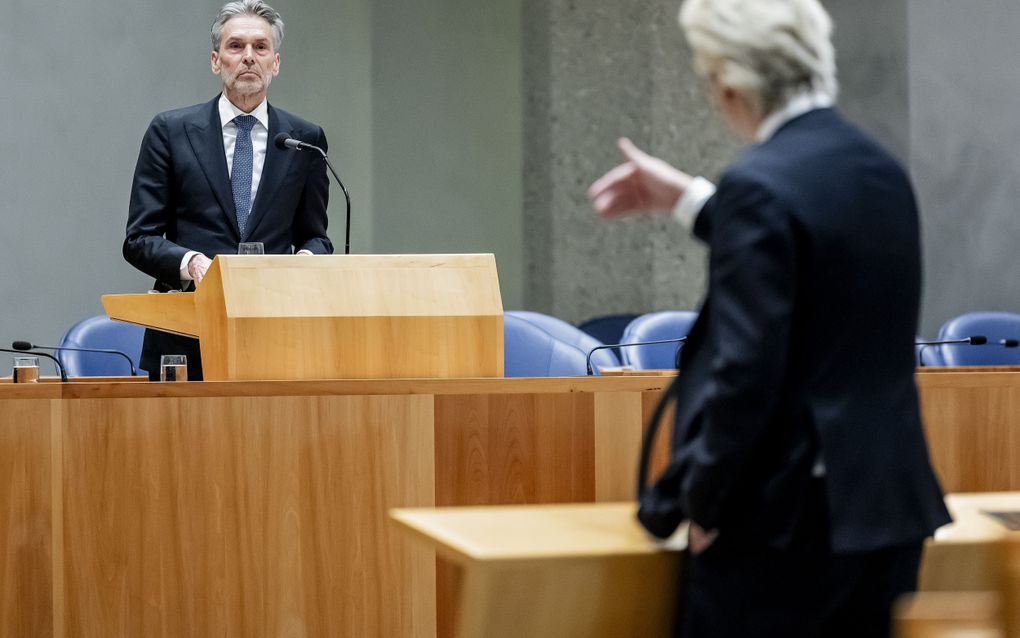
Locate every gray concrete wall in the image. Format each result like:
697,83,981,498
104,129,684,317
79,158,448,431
0,0,375,350
523,0,738,323
908,0,1020,335
0,0,525,361
824,0,910,165
370,0,524,309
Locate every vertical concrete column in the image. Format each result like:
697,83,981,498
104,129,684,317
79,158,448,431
522,0,739,323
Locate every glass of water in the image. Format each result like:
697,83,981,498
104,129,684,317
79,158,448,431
13,356,40,383
160,354,188,382
238,242,265,255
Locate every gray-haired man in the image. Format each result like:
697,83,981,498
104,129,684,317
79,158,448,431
124,0,333,380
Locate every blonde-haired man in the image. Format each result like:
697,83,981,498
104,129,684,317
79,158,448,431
590,1,949,635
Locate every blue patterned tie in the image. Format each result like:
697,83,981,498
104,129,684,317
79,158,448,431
231,115,257,236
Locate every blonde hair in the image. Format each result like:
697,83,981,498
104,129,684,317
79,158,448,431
680,0,838,116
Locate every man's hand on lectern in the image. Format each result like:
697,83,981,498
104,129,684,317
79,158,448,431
188,254,212,285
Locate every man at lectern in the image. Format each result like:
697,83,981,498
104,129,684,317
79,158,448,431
124,0,332,380
589,0,950,636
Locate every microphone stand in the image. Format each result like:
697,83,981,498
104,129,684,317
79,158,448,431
586,337,687,376
0,347,67,382
16,343,137,376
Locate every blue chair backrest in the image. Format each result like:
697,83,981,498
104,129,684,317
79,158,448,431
937,311,1020,366
621,311,699,370
57,316,146,377
506,311,620,372
504,314,589,377
577,314,640,351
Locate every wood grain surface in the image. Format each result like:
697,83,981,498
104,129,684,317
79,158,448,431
0,399,56,637
104,254,506,381
61,395,435,637
1,377,661,637
917,371,1020,492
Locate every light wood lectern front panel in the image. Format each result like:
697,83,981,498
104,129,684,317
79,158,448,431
102,254,504,381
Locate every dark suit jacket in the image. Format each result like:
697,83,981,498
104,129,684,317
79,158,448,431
638,108,950,553
124,95,333,376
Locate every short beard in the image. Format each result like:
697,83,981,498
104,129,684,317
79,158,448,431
223,72,272,97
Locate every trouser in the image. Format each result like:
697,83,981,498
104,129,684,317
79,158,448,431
675,484,924,638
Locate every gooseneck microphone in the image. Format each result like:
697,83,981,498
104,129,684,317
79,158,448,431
0,347,67,382
915,335,987,367
274,133,352,255
13,341,137,376
586,337,687,376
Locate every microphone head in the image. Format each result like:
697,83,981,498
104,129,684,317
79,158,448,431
1002,339,1020,348
11,340,33,351
968,335,988,345
273,132,291,150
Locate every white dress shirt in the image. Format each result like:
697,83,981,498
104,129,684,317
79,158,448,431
180,95,309,281
670,89,836,231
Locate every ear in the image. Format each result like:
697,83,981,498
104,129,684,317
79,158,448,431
210,50,221,75
271,52,281,77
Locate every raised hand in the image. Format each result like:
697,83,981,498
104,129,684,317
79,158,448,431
588,138,693,218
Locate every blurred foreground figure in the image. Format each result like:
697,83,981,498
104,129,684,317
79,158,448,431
589,1,950,636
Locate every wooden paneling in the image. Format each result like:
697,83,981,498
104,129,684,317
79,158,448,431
0,378,664,637
0,399,56,637
61,395,435,638
917,372,1020,493
433,392,599,638
641,389,674,486
433,393,596,507
594,392,643,502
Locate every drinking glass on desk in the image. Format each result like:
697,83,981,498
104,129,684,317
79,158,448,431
160,355,188,382
12,356,40,383
238,242,265,255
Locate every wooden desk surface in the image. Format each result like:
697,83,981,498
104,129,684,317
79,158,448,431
0,375,672,400
392,502,686,565
935,492,1020,541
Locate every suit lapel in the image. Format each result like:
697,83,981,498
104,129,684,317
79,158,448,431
244,104,296,241
184,96,240,239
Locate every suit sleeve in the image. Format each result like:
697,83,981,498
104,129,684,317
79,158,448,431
651,172,798,532
123,114,191,286
292,126,333,254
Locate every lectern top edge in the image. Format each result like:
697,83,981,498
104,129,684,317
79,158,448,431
390,502,686,566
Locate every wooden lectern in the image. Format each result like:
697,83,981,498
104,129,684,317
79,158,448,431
102,254,504,380
392,503,685,638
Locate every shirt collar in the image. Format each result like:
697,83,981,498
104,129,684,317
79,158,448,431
218,93,269,131
755,89,834,142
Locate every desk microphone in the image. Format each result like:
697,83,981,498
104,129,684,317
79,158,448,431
1001,339,1019,348
915,335,987,367
13,340,137,376
0,347,67,382
586,337,687,376
274,133,352,255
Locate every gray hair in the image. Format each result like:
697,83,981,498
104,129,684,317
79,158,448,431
211,0,284,51
680,0,838,116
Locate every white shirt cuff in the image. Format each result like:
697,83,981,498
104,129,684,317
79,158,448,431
671,176,716,231
179,251,200,282
296,249,313,256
